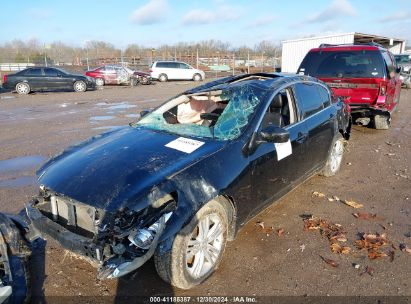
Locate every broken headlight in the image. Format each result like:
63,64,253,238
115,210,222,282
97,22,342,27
128,212,172,249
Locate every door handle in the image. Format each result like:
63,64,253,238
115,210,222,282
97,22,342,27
296,132,308,143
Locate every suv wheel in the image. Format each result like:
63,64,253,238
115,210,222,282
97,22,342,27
158,74,168,82
374,115,390,130
193,73,202,81
154,199,228,289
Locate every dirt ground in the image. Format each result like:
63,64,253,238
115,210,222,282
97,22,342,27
0,82,410,302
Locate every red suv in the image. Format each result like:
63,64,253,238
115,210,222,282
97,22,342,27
298,43,402,129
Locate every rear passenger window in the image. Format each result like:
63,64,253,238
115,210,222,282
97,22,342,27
156,62,170,68
381,51,395,76
24,68,42,76
317,86,331,108
294,83,324,118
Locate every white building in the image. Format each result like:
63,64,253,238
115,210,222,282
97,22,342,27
281,32,406,73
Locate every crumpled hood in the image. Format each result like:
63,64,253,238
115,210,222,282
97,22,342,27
37,126,224,211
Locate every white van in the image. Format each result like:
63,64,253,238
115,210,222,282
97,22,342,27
150,61,205,82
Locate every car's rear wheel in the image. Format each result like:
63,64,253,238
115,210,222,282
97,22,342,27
374,114,390,130
193,73,202,81
154,199,228,289
73,81,86,92
95,78,104,86
15,82,30,94
141,76,150,85
321,133,345,177
158,74,168,82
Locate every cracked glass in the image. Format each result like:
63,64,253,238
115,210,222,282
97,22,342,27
135,83,267,140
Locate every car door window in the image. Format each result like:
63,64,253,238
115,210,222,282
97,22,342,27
294,83,324,119
382,51,395,77
24,68,43,76
261,88,297,129
44,68,58,77
317,85,331,108
180,63,191,69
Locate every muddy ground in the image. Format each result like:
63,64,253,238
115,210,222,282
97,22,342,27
0,82,410,302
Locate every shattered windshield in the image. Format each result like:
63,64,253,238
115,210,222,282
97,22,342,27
135,83,267,140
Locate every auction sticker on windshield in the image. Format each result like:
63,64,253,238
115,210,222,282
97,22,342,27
165,137,205,153
275,139,292,161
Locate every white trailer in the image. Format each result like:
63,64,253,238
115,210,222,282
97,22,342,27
281,32,406,73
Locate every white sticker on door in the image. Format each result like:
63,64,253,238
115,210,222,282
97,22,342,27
274,139,292,161
165,137,205,153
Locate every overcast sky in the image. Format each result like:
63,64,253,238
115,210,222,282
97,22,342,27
2,0,410,47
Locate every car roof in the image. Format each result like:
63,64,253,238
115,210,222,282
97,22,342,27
185,73,322,94
310,44,386,52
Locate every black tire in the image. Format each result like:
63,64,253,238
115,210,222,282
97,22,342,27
154,199,228,289
158,74,168,82
374,114,390,130
73,81,86,92
321,133,345,177
193,73,202,81
15,82,30,95
95,78,104,86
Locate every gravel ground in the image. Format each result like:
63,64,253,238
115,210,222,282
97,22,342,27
0,82,410,302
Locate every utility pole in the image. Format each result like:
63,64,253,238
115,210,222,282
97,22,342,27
247,50,250,74
196,49,199,69
44,43,47,67
232,53,235,76
261,51,265,72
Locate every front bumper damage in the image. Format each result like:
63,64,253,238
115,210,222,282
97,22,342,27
25,193,175,280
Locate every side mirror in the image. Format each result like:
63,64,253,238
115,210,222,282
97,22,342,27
259,125,289,143
57,73,63,77
140,110,151,118
396,67,402,74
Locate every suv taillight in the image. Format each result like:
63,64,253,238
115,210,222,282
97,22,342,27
379,84,387,96
2,75,6,83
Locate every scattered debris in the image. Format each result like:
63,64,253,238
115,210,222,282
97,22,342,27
330,243,351,254
352,212,378,220
353,263,360,269
320,256,339,268
399,243,411,254
277,228,285,237
355,233,389,260
385,153,396,156
256,221,265,230
312,191,325,198
341,199,363,209
347,162,352,166
287,248,291,252
300,244,306,252
360,266,374,276
388,250,395,262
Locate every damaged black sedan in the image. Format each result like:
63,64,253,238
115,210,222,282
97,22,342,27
25,73,350,289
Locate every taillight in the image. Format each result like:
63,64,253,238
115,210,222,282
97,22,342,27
2,75,6,83
149,69,153,73
379,83,387,96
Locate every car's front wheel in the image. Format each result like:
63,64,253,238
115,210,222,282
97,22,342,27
321,133,345,177
73,81,87,92
15,82,30,94
154,199,228,289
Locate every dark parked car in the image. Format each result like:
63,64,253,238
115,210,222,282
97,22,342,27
24,73,350,289
85,65,151,86
298,43,402,129
2,67,95,94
